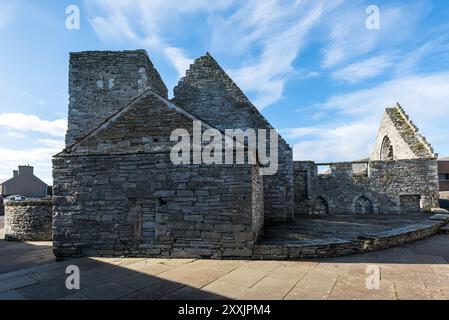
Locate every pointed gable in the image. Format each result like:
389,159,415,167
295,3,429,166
371,103,437,160
173,53,290,149
58,88,256,158
59,89,209,156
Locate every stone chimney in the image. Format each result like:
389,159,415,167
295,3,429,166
18,166,33,176
13,170,18,178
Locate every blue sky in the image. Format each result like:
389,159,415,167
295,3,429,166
1,0,449,184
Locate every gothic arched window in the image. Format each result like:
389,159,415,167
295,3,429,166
355,196,374,214
380,136,394,160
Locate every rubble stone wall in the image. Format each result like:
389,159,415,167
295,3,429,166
66,50,168,146
53,153,263,259
173,54,293,223
4,199,52,241
294,160,439,215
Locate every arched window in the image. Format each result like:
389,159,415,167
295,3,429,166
380,136,394,160
312,196,329,215
355,196,374,214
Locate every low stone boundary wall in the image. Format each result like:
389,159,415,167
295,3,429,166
4,199,52,241
252,218,447,260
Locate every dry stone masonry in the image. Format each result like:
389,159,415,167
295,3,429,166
173,54,293,223
294,105,439,216
53,50,441,259
5,199,52,241
66,50,168,146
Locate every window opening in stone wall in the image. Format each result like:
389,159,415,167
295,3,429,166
380,136,394,161
312,196,329,215
317,165,331,175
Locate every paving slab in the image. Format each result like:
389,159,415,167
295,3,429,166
201,280,249,299
284,287,329,300
295,269,338,294
81,282,136,300
237,277,297,300
121,280,184,300
215,267,269,288
16,277,72,300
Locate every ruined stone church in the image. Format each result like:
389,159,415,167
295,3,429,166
53,50,439,259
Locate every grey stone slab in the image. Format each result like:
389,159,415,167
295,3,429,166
17,277,72,300
0,290,25,300
430,214,449,221
81,282,136,300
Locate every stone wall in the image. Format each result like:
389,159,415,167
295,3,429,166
53,153,262,259
66,50,168,145
294,159,439,215
173,53,293,223
4,199,52,241
55,84,266,259
371,105,436,160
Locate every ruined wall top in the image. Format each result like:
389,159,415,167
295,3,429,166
173,53,290,149
66,50,168,146
371,103,437,160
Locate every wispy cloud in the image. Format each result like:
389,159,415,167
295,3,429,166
290,71,449,162
86,0,234,76
321,2,428,69
0,113,67,137
330,55,394,84
207,0,349,109
0,146,61,185
87,0,346,108
225,1,330,109
286,121,377,162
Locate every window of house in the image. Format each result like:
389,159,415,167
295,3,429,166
438,173,449,181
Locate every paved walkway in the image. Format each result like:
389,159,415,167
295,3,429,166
1,216,449,300
0,234,448,299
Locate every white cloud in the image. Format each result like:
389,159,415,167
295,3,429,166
5,132,26,139
220,1,343,109
163,47,193,78
0,113,67,137
86,0,233,76
87,0,346,108
0,145,62,185
331,55,394,84
321,3,428,69
285,121,377,162
290,72,449,162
